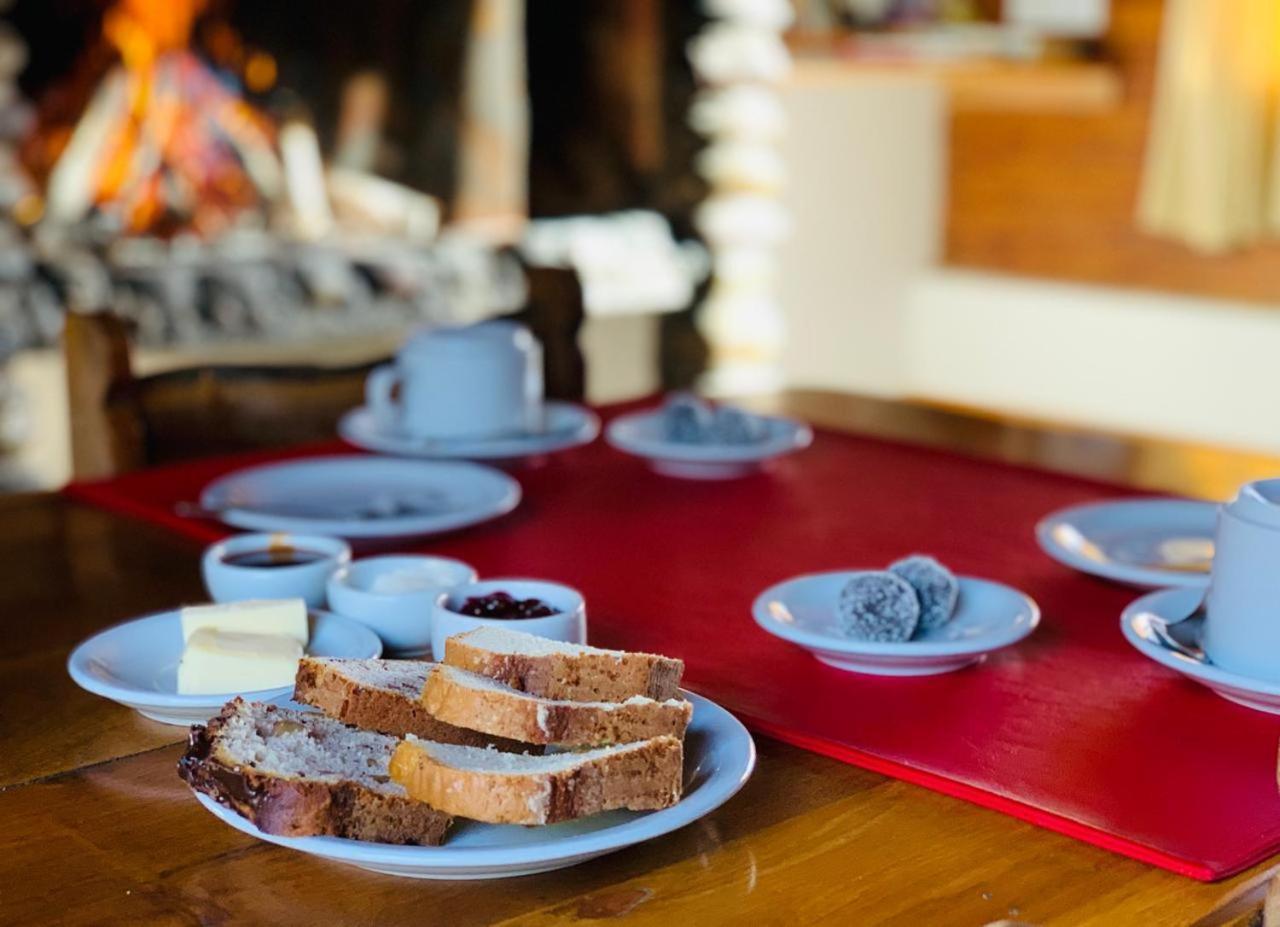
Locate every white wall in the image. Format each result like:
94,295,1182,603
773,64,1280,455
906,270,1280,453
776,66,945,397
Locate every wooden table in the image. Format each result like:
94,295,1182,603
5,390,1279,926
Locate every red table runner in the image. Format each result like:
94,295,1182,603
64,410,1280,880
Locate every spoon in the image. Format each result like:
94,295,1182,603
1140,594,1207,662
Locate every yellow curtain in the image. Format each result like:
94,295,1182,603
1137,0,1280,253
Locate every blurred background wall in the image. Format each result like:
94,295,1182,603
3,0,1280,488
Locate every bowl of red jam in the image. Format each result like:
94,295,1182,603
431,578,587,657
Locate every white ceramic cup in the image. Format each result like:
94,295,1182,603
201,533,351,608
430,578,587,659
1205,479,1280,681
326,555,477,656
366,320,543,440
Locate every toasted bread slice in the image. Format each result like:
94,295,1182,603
443,626,684,702
389,734,683,825
293,657,531,752
421,663,692,747
178,699,451,845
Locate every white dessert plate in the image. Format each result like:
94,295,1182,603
605,408,812,479
1036,498,1217,589
191,689,756,879
199,456,521,539
753,571,1040,676
1121,586,1280,715
66,608,382,726
338,401,600,460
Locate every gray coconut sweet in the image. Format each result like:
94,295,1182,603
836,571,920,642
889,554,960,631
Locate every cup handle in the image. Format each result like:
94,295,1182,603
366,365,401,429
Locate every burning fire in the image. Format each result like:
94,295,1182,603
34,0,282,237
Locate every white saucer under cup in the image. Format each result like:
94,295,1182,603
338,400,600,461
1121,586,1280,715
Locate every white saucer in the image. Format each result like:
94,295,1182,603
1036,498,1217,589
67,609,382,726
753,571,1040,676
338,401,600,460
200,456,521,539
605,408,812,479
191,689,755,879
1121,586,1280,715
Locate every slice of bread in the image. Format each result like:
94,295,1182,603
178,698,452,845
421,663,692,747
293,657,531,752
389,734,684,825
443,626,684,702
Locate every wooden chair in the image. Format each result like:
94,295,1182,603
65,264,585,479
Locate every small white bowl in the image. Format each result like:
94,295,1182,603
202,533,351,608
327,555,477,656
432,578,587,659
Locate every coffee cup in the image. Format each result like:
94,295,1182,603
1204,479,1280,681
366,320,543,440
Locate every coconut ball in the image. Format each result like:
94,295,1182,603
889,554,959,631
711,405,768,444
662,392,713,443
836,572,920,642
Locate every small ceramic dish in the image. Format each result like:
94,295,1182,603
67,608,382,725
339,400,600,461
327,555,478,656
431,578,587,659
1036,498,1217,589
202,533,352,607
1121,586,1280,715
752,570,1039,676
605,408,812,479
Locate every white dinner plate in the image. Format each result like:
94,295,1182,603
66,608,382,725
200,456,521,539
338,401,600,460
753,571,1040,676
191,689,756,879
605,408,812,479
1036,498,1217,589
1121,586,1280,715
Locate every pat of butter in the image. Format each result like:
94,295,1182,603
177,628,303,695
180,599,308,645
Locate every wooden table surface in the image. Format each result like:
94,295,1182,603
5,390,1280,927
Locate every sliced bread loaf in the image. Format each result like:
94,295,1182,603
178,698,452,845
293,657,531,752
421,663,692,747
443,626,684,702
389,734,684,825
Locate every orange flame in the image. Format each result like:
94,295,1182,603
42,0,279,236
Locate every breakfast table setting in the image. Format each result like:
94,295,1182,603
9,321,1280,926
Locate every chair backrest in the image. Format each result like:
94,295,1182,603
65,264,585,479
